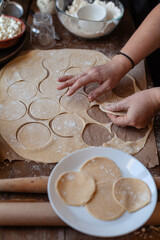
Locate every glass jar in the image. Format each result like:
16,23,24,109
30,12,56,49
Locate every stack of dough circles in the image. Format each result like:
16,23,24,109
113,178,151,212
85,182,124,220
55,157,152,221
56,172,96,206
80,157,122,184
81,157,124,220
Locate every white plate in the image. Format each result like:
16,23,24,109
48,147,157,237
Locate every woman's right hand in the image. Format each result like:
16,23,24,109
57,55,132,101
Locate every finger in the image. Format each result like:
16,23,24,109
67,75,95,96
106,99,128,112
107,113,118,122
111,116,129,127
58,75,74,82
57,78,77,90
88,81,111,101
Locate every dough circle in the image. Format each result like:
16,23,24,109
17,122,51,149
60,93,90,112
99,106,127,116
85,183,124,220
40,78,67,100
113,178,151,212
29,98,59,120
81,157,122,183
8,81,37,101
0,100,26,121
56,171,96,206
51,113,84,137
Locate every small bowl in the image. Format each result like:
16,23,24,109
55,0,124,39
77,4,107,33
0,15,26,49
2,1,24,18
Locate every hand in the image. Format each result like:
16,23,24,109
106,88,160,129
57,56,131,101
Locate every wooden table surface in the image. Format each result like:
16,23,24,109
0,0,160,239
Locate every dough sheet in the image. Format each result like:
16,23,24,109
56,171,96,206
0,49,152,163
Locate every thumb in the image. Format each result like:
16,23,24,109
106,100,128,112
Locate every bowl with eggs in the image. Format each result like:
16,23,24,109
55,0,124,39
0,15,26,49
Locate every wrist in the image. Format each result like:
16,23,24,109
148,87,160,113
112,54,133,77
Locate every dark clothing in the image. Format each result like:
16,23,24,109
122,0,160,86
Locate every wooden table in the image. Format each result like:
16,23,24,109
0,0,160,239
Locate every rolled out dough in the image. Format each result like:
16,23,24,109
86,182,124,220
0,49,153,163
56,171,96,206
113,178,151,212
80,157,122,184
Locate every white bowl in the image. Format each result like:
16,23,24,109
77,4,107,33
55,0,124,39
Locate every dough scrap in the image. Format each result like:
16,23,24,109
113,178,151,212
85,182,124,220
81,157,122,184
99,106,127,116
56,171,96,206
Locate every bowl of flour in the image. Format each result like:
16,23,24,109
55,0,124,39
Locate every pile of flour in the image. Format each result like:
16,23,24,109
66,0,121,20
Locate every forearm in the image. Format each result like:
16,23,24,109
112,4,160,74
149,87,160,113
121,4,160,65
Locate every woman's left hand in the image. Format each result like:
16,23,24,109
106,88,160,129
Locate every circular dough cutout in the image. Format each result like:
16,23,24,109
113,178,151,212
40,78,67,100
113,76,135,98
81,157,122,184
84,82,99,95
8,81,37,101
84,82,112,103
60,93,90,112
0,100,26,121
56,171,96,206
29,98,59,120
82,123,113,146
51,113,84,137
86,183,124,221
17,122,51,149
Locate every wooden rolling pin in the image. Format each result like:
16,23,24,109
0,176,48,193
0,201,159,226
0,202,65,226
0,176,159,193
